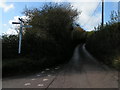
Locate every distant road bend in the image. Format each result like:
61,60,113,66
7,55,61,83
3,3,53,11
3,44,119,88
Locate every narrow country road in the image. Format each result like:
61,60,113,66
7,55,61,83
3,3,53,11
2,44,119,89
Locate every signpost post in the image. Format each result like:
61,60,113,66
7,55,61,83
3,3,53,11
12,18,32,54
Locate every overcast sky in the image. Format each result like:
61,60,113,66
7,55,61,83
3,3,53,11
0,0,119,35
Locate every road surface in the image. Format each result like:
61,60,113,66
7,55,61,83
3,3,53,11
2,44,119,89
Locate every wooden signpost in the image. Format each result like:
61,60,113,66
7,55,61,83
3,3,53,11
102,0,104,27
12,18,32,54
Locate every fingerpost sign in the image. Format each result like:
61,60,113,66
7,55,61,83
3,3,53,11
12,18,32,54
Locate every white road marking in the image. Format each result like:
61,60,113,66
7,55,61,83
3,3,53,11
24,83,31,86
43,79,48,81
55,68,59,69
38,84,44,87
41,71,45,73
31,79,36,80
48,75,51,77
37,75,41,77
46,68,50,71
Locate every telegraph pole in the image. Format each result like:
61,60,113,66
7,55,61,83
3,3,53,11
102,0,104,27
118,1,120,22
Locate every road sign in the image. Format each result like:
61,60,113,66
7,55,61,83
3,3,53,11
12,22,20,24
12,18,32,54
22,25,32,28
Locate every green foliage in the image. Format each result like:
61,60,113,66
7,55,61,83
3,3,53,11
3,57,50,77
86,22,120,69
110,10,118,24
2,35,19,59
23,3,79,41
22,3,79,62
86,31,95,38
72,26,87,44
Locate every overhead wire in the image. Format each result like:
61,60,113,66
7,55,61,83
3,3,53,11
82,2,101,27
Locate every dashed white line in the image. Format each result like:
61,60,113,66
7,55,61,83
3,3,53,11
38,84,44,87
43,79,48,81
31,79,36,80
37,75,41,77
48,75,51,77
41,71,45,73
24,83,31,86
46,68,50,71
55,68,59,69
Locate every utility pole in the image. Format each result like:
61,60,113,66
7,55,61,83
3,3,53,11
102,0,104,27
118,1,120,22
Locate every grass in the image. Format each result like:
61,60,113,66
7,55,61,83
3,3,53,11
3,58,37,77
112,54,120,70
2,57,66,77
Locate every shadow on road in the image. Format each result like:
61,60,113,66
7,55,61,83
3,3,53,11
62,44,112,74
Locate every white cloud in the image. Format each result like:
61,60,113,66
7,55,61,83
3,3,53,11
49,0,102,31
6,28,18,35
9,16,20,25
9,16,29,24
83,13,101,31
3,24,7,26
6,15,29,35
0,0,14,12
71,2,102,30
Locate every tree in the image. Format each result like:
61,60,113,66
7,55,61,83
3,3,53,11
23,3,79,41
2,35,19,59
22,3,80,62
110,10,118,24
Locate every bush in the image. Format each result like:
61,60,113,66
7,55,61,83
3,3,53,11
2,35,19,59
22,3,79,62
86,22,120,69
